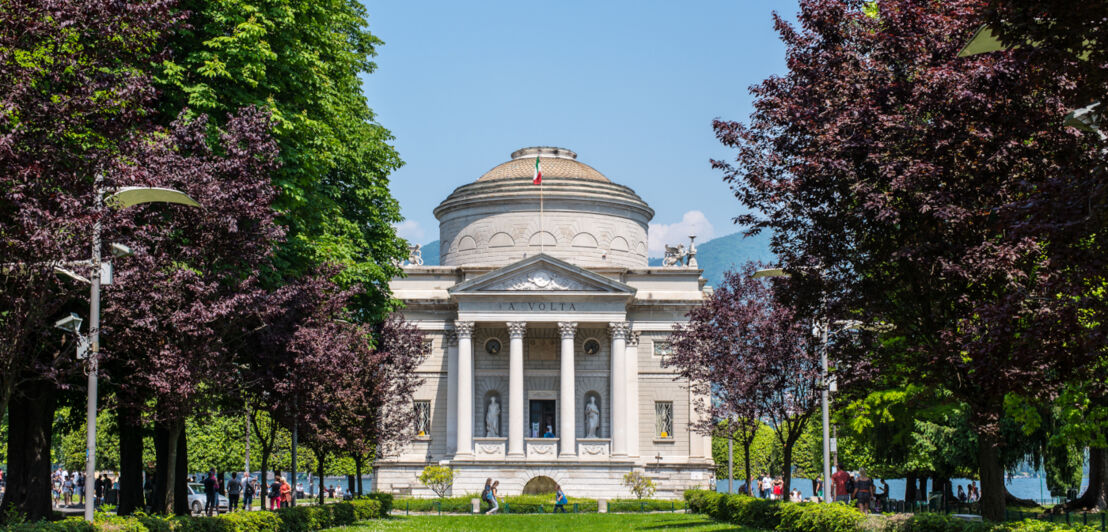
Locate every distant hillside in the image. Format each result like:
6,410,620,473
419,231,773,287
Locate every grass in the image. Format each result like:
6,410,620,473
325,513,752,531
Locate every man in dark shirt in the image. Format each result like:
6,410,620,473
227,472,242,511
832,464,851,503
202,468,219,515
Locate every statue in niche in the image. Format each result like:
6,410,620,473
585,396,600,438
486,396,500,437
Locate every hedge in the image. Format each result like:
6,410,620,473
2,498,385,532
684,490,1098,532
393,494,685,514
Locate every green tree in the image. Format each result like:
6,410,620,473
418,466,454,498
154,0,407,318
712,421,778,485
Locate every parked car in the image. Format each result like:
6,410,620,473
186,483,229,515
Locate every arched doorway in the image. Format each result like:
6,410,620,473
522,476,558,495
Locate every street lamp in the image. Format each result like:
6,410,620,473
70,180,201,522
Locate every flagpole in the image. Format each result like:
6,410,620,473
540,177,544,254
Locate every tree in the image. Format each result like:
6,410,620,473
153,0,408,320
667,263,819,496
100,108,281,515
419,466,454,499
714,0,1105,520
622,471,656,500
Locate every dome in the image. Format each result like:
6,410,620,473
434,147,653,269
476,146,610,183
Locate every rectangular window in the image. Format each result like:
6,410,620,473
655,401,673,439
414,401,431,437
652,341,672,358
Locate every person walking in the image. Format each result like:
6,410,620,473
203,468,220,516
853,469,874,514
553,484,568,513
63,473,74,507
486,480,501,514
760,473,772,499
269,477,282,511
76,473,85,506
280,476,292,508
227,472,242,511
243,476,255,511
481,478,494,513
832,465,850,503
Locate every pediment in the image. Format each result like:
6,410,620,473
449,254,634,295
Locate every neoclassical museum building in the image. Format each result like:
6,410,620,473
374,147,714,498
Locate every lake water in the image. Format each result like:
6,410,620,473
716,476,1091,504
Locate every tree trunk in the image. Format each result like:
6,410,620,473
0,379,57,524
1065,446,1108,511
153,419,186,515
174,426,188,515
258,448,270,510
905,473,918,503
743,441,753,495
781,441,794,495
354,454,363,497
919,477,928,501
116,404,145,515
317,452,326,506
347,474,355,496
978,434,1007,521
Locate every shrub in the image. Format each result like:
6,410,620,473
622,471,656,499
362,492,393,515
777,502,865,532
418,466,455,498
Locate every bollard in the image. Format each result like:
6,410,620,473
574,502,579,513
504,502,510,514
406,500,409,515
436,500,441,516
598,499,608,513
471,498,480,514
642,501,646,512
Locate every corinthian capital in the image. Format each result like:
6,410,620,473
443,329,459,347
557,322,578,340
454,321,475,339
506,321,527,339
608,321,631,340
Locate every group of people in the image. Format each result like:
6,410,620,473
831,466,888,513
957,482,981,503
51,470,116,508
479,478,570,514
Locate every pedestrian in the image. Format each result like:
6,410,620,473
853,469,874,514
772,477,783,500
832,464,850,503
243,476,255,511
876,479,889,511
76,473,85,505
94,474,105,507
760,473,772,499
269,477,282,511
143,473,155,512
280,476,292,508
63,473,74,506
957,484,967,503
487,480,500,514
553,483,568,513
227,472,242,511
481,478,494,514
203,468,219,515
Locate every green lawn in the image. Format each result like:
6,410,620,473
325,513,748,531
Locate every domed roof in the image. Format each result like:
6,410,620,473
476,146,610,183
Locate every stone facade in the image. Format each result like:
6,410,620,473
377,147,714,500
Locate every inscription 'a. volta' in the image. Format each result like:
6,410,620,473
497,302,577,311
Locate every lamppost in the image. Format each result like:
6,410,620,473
54,181,200,522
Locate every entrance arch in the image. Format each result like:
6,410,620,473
522,476,558,495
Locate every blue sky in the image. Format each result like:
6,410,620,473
360,0,797,255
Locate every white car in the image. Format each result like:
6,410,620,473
187,483,229,515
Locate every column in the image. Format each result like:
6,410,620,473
454,321,475,457
507,321,527,458
625,331,640,458
558,322,577,457
609,321,630,457
444,330,459,455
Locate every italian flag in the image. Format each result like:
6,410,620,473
533,156,542,185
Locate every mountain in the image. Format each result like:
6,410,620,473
418,231,773,287
649,232,774,288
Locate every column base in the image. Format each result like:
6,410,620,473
506,452,525,460
559,453,577,459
